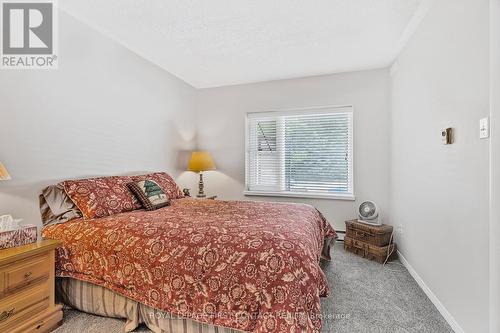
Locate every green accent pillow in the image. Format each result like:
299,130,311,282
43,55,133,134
128,180,170,211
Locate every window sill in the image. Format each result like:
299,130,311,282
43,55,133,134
243,190,355,201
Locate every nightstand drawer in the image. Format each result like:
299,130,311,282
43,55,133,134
0,281,50,331
1,254,50,294
10,304,63,333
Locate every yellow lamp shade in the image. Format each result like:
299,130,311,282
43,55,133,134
0,162,11,181
187,151,216,172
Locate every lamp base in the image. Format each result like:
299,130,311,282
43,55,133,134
197,173,206,198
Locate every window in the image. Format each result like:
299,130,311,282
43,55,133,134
245,106,354,200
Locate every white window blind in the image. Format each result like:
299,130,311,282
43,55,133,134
245,106,354,199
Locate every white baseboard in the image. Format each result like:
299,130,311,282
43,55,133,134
397,250,465,333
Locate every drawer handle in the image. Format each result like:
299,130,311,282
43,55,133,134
355,231,366,237
0,308,14,322
24,271,33,279
35,320,45,330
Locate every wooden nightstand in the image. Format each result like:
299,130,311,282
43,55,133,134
0,239,63,333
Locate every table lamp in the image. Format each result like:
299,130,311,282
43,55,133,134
0,162,11,181
187,151,216,198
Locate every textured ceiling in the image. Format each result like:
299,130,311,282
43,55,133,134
60,0,424,88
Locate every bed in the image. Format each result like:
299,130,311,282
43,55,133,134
40,173,337,333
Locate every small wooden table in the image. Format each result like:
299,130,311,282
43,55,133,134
0,239,63,332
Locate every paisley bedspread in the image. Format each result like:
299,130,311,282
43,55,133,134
42,198,337,332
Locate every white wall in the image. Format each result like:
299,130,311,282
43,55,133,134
490,1,500,332
196,69,390,230
0,11,197,230
390,0,490,332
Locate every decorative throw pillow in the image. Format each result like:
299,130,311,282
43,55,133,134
128,180,171,211
63,176,141,219
131,172,184,199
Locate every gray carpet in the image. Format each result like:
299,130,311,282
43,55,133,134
53,242,453,333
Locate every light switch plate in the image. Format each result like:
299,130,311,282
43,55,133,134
480,117,489,139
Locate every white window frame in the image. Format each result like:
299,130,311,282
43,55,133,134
244,105,355,201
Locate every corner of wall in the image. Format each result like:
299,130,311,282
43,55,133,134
490,1,500,332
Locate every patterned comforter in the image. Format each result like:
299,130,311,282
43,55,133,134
42,198,337,332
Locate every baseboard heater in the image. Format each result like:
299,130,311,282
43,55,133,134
336,230,346,242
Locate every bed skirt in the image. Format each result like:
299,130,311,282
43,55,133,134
56,277,244,333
